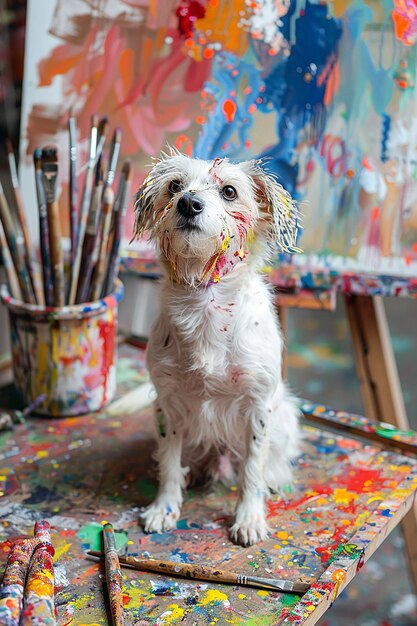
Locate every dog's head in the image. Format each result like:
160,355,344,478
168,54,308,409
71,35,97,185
133,152,300,287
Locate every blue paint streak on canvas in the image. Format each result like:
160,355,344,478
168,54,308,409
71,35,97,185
257,1,342,194
194,52,262,160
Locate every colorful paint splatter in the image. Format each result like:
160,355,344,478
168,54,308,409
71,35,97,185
21,0,417,280
0,344,417,624
0,280,123,417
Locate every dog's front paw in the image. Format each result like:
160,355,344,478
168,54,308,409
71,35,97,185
230,501,270,546
141,501,180,533
229,521,269,547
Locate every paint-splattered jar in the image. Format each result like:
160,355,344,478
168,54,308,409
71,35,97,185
0,279,124,416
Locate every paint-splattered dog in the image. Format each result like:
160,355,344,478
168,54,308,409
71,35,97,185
132,151,300,546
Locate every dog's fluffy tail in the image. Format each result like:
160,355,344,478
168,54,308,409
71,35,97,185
263,386,300,493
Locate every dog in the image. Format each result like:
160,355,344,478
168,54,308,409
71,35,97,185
132,151,300,546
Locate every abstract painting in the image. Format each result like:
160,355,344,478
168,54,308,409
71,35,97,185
20,0,417,279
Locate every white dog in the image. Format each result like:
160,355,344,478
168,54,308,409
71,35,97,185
133,151,300,546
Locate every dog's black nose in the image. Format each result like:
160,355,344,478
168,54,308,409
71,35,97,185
177,192,204,218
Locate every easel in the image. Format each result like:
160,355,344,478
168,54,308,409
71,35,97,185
277,289,417,591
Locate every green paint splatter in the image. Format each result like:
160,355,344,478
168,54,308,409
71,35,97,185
77,523,128,552
280,593,299,607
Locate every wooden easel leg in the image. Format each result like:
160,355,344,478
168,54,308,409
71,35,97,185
345,294,417,592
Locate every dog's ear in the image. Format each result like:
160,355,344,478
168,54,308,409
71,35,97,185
241,160,301,253
132,153,177,240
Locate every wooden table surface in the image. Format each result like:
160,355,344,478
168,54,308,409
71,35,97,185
1,343,417,626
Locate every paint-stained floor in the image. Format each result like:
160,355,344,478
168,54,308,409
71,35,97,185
287,295,417,626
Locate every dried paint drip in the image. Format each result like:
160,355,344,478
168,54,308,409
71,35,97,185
21,521,56,626
0,539,37,626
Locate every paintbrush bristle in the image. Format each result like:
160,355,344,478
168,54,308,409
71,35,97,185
41,147,59,202
41,146,58,163
98,116,109,136
113,128,122,145
122,160,131,179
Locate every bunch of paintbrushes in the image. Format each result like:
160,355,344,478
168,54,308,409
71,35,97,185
0,116,131,308
0,520,56,626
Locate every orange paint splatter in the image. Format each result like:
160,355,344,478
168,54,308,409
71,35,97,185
175,134,193,156
203,47,214,59
372,207,380,221
345,168,355,178
222,99,237,123
248,103,257,114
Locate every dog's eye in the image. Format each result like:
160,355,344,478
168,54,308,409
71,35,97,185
168,180,182,194
221,185,237,201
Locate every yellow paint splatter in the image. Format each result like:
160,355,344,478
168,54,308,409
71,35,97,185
200,589,229,606
257,590,269,598
36,450,49,459
333,488,359,505
160,604,185,624
367,495,384,504
53,541,72,563
238,593,246,599
276,531,288,540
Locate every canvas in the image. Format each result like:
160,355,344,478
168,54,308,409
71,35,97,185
19,0,417,280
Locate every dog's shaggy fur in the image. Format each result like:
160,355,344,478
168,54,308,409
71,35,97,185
133,152,300,546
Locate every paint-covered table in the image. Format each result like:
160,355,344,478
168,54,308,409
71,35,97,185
1,344,417,626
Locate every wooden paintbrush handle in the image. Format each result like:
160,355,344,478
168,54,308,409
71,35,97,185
46,199,65,307
0,189,35,303
120,555,239,585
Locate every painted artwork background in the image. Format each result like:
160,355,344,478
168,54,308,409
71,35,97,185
20,0,417,277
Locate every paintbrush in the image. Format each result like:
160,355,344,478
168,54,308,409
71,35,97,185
41,146,65,307
0,538,38,626
0,179,35,303
21,520,56,626
6,140,43,305
103,160,131,296
0,394,46,432
68,113,99,305
90,186,115,301
95,116,109,164
34,149,53,306
102,524,124,626
68,116,78,264
87,551,310,595
76,162,104,303
104,128,122,191
0,221,22,300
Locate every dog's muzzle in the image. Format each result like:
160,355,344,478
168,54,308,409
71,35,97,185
176,191,204,220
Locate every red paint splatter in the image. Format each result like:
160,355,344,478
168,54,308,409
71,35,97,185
98,309,116,407
176,1,206,38
334,467,384,492
222,99,237,123
315,525,347,563
267,486,333,517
